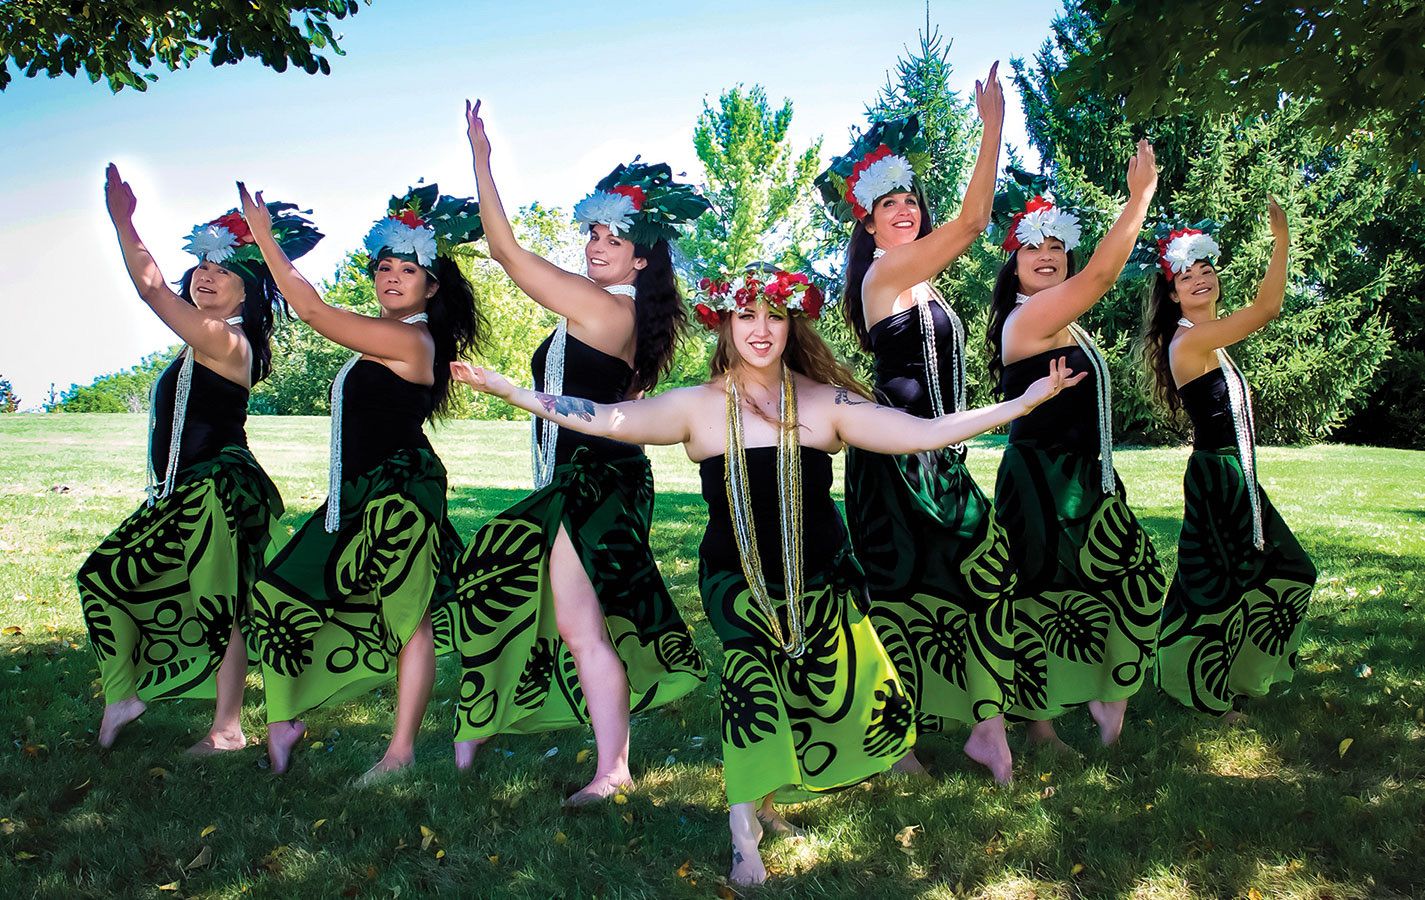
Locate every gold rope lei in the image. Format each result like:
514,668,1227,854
723,366,806,658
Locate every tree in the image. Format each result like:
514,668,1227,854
1013,8,1402,444
0,1,368,93
52,350,176,413
0,375,19,412
1059,0,1425,177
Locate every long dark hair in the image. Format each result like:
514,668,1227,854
984,248,1080,394
425,255,488,418
177,266,287,384
840,190,934,351
1143,272,1186,414
629,239,687,395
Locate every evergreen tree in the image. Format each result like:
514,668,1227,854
0,375,20,413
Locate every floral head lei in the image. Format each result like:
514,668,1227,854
572,159,710,247
690,264,826,330
183,201,322,280
990,167,1082,252
815,115,930,223
362,182,484,274
1125,219,1222,280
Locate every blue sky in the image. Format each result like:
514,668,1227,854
0,0,1062,408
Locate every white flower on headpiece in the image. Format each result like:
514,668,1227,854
183,224,239,263
363,218,437,267
573,190,637,237
1164,231,1221,274
851,153,916,217
1014,206,1082,251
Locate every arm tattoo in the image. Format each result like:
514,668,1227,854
834,388,868,406
535,392,595,422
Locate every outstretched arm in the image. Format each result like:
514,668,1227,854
465,100,628,330
1176,198,1290,352
104,164,249,368
864,61,1005,298
1013,140,1158,339
832,357,1084,453
237,182,429,365
450,361,692,446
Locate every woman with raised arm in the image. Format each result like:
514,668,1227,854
80,164,319,752
1141,203,1316,719
239,181,484,779
448,100,708,805
984,142,1167,750
816,64,1019,782
454,265,1082,885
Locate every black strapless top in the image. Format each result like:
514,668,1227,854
865,300,958,418
1003,345,1102,454
532,330,641,465
340,360,433,479
1179,368,1238,450
150,357,248,475
698,447,844,582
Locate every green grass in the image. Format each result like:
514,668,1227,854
2,414,1423,899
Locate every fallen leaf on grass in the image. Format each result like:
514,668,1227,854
575,748,591,764
157,882,179,892
2,625,22,636
621,812,633,825
554,831,568,845
435,849,445,860
420,825,437,850
487,854,499,865
312,819,327,831
186,845,212,871
715,884,737,899
677,859,693,878
148,767,170,780
200,825,217,838
1040,785,1056,799
613,793,628,805
1247,889,1264,900
14,850,37,860
1338,738,1354,758
1040,771,1052,782
1071,863,1085,875
894,824,920,850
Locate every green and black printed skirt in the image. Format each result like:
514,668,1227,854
847,445,1018,729
1156,447,1316,714
250,448,461,723
77,445,283,703
703,549,916,805
993,443,1168,720
446,449,705,742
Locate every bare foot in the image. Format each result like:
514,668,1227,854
98,696,146,748
756,806,806,839
1088,699,1128,746
892,750,930,776
1221,710,1248,727
354,751,414,786
563,771,633,808
964,717,1013,784
453,738,486,771
1026,719,1077,756
729,841,768,886
266,720,305,774
186,727,247,756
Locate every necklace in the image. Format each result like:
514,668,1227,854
872,249,965,426
1178,316,1264,550
324,312,429,533
724,367,805,658
1015,293,1114,493
531,282,637,488
146,314,245,505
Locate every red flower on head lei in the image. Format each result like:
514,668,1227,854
211,211,254,245
608,184,646,210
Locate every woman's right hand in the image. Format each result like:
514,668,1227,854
104,163,137,225
1126,138,1158,202
450,361,513,398
1020,356,1087,412
1267,195,1288,242
465,99,491,160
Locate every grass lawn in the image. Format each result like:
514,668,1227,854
1,414,1422,899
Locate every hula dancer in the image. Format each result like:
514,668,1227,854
818,64,1020,781
453,265,1082,884
1141,202,1316,718
448,101,707,805
239,181,485,778
80,164,319,752
985,142,1168,748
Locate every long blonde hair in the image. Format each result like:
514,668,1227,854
709,313,872,423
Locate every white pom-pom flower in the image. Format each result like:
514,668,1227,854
183,224,239,262
1163,231,1221,274
364,218,437,267
850,153,916,216
573,190,637,237
1014,206,1082,251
